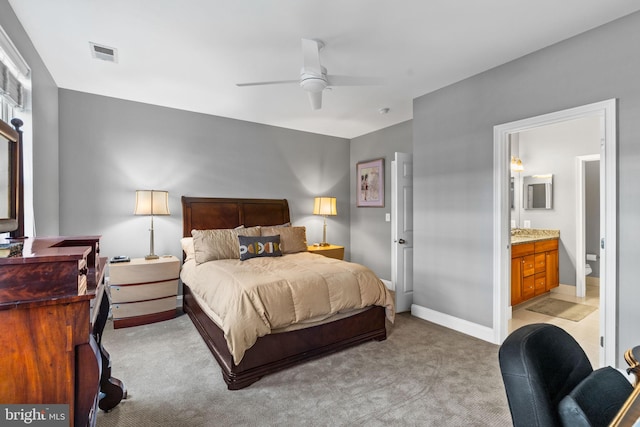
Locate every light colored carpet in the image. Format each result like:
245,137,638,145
97,312,512,426
526,298,596,322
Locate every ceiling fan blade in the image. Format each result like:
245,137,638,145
236,79,299,87
307,91,322,110
327,74,385,86
302,38,322,76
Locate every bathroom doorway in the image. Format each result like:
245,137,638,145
493,99,617,367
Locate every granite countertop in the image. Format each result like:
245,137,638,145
511,229,560,244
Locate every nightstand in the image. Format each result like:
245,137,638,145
108,255,180,328
307,244,344,260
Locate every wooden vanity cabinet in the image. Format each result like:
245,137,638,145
510,238,559,306
545,248,559,291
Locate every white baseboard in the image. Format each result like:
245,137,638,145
411,304,495,343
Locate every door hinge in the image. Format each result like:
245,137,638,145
601,238,605,249
600,336,604,347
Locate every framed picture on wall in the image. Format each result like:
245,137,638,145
357,158,384,207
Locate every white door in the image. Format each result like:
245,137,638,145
392,152,413,312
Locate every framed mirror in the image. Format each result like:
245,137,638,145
0,118,19,233
523,174,553,210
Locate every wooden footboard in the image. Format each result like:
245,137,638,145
183,285,387,390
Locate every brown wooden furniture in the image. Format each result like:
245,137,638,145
511,238,559,306
610,345,640,426
0,236,124,426
181,196,387,390
109,255,180,328
307,244,345,260
626,345,640,386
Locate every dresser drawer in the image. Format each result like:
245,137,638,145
522,276,535,299
112,296,176,319
110,279,178,303
534,273,546,294
522,255,535,277
512,243,535,258
534,253,546,273
535,239,558,252
109,257,180,285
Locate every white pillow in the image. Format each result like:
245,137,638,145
181,237,195,261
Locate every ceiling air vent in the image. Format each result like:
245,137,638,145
89,42,118,63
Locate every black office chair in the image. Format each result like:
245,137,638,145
498,323,632,427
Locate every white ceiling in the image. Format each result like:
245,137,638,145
8,1,640,139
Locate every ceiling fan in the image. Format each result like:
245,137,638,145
236,38,381,110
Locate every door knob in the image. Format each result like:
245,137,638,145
398,239,406,244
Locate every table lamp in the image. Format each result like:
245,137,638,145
134,190,170,259
313,197,337,246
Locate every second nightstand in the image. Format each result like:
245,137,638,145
307,244,345,260
108,255,180,328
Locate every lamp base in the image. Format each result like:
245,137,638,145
145,254,159,260
318,242,331,247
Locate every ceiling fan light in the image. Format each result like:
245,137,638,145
300,78,327,93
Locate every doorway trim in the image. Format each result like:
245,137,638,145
576,154,600,298
492,99,617,367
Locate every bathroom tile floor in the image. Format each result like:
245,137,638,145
509,284,600,367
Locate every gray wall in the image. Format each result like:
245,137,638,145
0,0,59,236
58,90,351,262
413,11,640,363
349,120,412,280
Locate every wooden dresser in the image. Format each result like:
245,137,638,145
0,236,124,426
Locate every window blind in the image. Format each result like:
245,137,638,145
0,61,23,107
0,25,28,109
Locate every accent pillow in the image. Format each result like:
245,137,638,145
261,226,307,254
191,226,261,264
558,366,633,427
238,235,282,261
181,237,195,261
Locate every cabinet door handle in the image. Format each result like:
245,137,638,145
398,239,406,244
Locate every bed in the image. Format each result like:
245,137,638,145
180,196,393,390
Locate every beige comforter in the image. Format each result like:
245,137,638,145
180,252,395,364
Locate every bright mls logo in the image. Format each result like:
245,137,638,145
1,405,69,426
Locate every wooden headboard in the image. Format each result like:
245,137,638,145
181,196,291,237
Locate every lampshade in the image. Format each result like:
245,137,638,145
313,197,337,216
313,197,336,247
134,190,170,216
134,190,169,260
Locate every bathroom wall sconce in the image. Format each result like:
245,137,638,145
511,156,524,173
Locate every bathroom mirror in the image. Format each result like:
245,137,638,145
0,118,19,233
523,174,553,210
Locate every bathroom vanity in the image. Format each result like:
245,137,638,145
510,229,560,306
